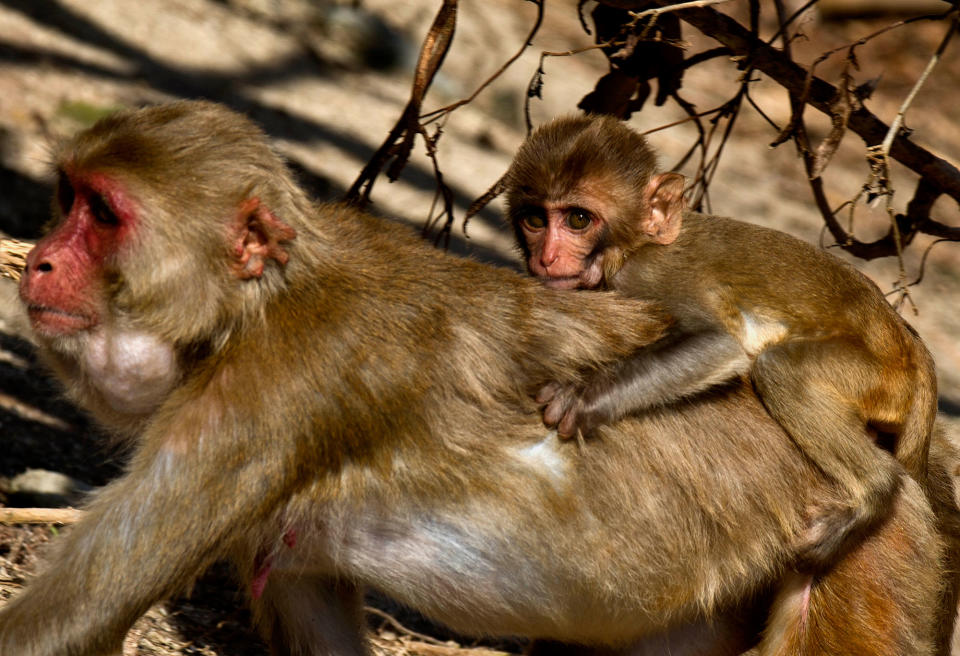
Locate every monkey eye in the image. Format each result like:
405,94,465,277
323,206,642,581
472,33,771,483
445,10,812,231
88,193,120,227
56,175,75,215
521,212,547,230
565,208,593,230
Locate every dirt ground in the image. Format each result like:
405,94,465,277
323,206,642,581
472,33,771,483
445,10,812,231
0,0,959,653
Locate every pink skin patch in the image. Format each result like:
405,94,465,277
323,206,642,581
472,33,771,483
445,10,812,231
251,528,298,599
20,169,137,337
250,555,273,600
521,203,605,289
798,574,812,633
230,197,296,280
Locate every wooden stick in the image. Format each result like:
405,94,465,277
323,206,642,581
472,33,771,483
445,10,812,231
0,508,84,525
382,640,513,656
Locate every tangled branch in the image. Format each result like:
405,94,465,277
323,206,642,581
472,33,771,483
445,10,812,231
355,0,960,276
630,0,960,259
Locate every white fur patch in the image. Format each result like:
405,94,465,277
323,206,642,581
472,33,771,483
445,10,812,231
82,327,179,414
738,311,788,356
511,430,570,487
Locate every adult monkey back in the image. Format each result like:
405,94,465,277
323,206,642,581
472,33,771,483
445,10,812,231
506,114,937,572
0,101,949,655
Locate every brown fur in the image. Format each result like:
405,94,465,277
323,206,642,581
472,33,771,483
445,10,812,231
0,102,952,656
506,114,938,575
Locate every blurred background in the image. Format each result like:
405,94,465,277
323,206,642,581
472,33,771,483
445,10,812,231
0,0,958,653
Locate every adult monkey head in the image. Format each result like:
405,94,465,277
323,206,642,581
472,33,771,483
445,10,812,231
21,105,300,435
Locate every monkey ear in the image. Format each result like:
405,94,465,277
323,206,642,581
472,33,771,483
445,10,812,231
642,172,686,245
230,198,297,280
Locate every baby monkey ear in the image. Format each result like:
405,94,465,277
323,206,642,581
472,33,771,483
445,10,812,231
641,172,686,245
230,197,297,279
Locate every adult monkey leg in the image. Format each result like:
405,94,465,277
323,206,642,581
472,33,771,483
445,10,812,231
744,424,960,656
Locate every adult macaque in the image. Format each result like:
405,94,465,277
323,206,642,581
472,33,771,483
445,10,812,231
506,114,938,571
0,102,952,655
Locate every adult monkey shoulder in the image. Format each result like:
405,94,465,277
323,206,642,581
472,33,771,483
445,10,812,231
0,100,948,656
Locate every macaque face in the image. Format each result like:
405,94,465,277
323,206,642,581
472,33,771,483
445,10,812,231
19,168,185,423
20,169,135,338
516,200,606,290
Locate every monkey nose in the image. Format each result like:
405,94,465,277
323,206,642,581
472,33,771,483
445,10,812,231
540,251,559,268
25,259,54,281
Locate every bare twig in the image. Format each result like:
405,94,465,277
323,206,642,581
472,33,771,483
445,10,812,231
628,0,734,19
462,174,507,232
766,0,818,47
366,606,516,656
366,606,451,646
845,14,958,305
374,639,514,656
908,238,950,288
418,122,457,246
523,43,608,132
878,14,959,158
345,0,458,206
0,508,83,525
0,392,74,432
641,100,722,136
421,0,545,125
350,0,546,236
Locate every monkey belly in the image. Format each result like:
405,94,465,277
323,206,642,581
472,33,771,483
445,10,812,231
272,405,806,647
278,499,664,644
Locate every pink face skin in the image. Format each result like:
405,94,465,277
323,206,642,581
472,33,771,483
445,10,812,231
518,201,605,290
19,170,135,338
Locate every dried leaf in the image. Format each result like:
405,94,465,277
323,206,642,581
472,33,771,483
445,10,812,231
528,67,544,99
810,80,852,178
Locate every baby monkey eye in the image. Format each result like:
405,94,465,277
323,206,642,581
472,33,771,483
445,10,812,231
565,208,592,230
521,211,547,229
89,193,120,227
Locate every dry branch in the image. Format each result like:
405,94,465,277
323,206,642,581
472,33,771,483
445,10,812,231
627,0,960,202
374,640,513,656
598,0,960,259
0,508,83,525
879,14,958,157
352,0,959,264
346,0,458,207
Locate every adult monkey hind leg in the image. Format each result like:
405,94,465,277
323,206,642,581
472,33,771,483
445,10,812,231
758,471,943,656
251,572,366,656
752,337,907,571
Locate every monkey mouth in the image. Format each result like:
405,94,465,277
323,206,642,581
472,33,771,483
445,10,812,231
26,305,97,336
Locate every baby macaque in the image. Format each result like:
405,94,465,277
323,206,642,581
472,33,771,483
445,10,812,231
506,114,937,570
